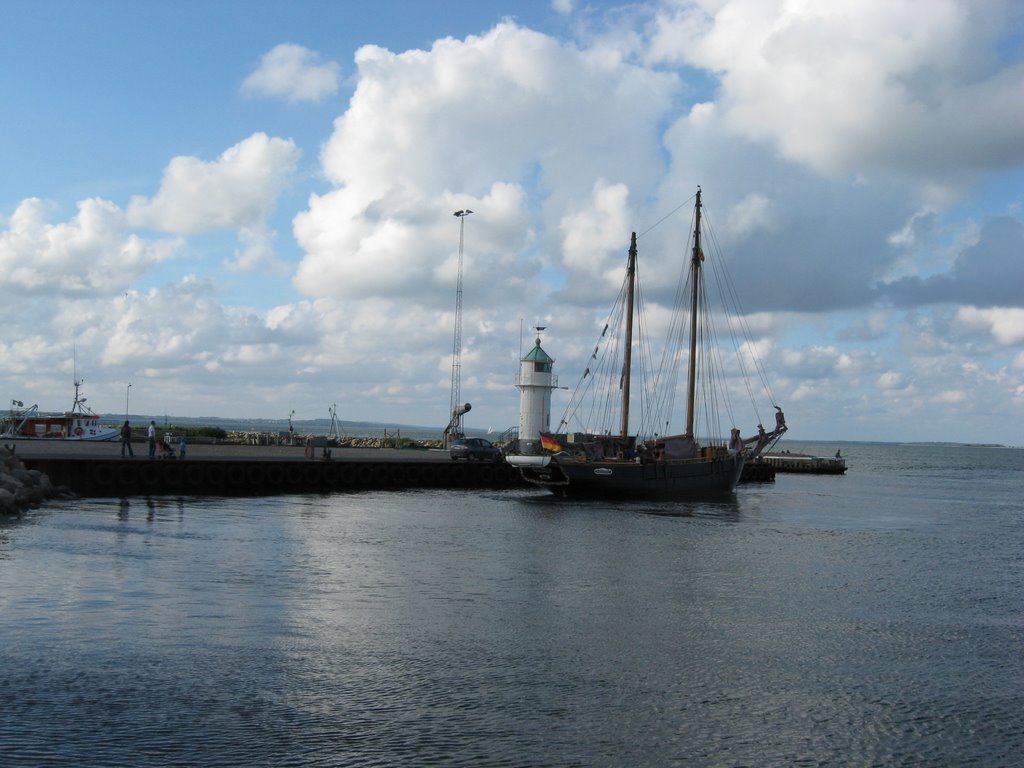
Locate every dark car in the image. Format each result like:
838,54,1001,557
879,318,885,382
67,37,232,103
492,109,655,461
449,437,502,462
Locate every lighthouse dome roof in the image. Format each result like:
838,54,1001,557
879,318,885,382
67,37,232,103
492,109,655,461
523,341,553,363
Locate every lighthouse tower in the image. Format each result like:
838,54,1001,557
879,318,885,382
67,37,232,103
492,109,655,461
516,328,556,454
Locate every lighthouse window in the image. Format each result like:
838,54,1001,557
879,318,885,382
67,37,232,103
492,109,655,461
534,362,551,373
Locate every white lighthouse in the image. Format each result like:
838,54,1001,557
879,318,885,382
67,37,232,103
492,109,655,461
516,328,556,454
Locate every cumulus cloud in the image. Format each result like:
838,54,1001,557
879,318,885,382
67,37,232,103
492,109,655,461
879,215,1024,308
647,0,1024,197
295,21,676,312
4,7,1023,442
319,22,675,200
956,306,1024,346
241,43,341,103
558,180,632,293
227,225,288,274
284,11,1024,439
294,181,535,307
0,197,180,297
128,133,300,235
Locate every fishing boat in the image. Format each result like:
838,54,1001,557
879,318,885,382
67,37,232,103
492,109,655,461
506,188,787,499
1,379,119,442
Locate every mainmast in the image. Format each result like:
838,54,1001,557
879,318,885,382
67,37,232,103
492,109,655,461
684,188,702,438
620,232,638,440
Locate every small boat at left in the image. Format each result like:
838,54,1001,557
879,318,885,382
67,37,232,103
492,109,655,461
2,380,120,441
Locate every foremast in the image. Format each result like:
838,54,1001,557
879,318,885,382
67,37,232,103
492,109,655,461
620,232,638,441
684,187,702,439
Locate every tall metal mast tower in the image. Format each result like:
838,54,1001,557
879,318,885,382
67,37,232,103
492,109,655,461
446,209,473,445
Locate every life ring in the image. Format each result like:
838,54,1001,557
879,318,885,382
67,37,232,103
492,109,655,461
74,427,84,436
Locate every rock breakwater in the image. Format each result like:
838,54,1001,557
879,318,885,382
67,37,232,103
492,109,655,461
224,432,444,450
1,445,68,514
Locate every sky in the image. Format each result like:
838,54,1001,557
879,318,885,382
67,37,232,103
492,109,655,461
2,0,1023,445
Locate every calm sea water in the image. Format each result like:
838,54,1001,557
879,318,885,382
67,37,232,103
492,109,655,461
1,442,1022,767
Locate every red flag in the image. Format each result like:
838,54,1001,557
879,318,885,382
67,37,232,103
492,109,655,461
540,433,562,452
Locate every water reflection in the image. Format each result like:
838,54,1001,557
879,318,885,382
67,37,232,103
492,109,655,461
513,488,743,520
1,458,1022,767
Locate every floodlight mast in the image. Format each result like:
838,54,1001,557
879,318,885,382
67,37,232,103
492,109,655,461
446,209,473,446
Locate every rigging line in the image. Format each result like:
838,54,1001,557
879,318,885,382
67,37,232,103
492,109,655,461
598,288,627,432
702,211,777,421
561,260,634,435
655,261,689,434
633,270,649,437
643,207,697,437
698,276,732,440
632,252,668,439
634,271,661,440
704,212,776,404
635,192,698,241
701,227,756,421
700,289,720,433
698,297,716,441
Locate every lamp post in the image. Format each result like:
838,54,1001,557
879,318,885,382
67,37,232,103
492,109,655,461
447,209,473,446
125,382,132,420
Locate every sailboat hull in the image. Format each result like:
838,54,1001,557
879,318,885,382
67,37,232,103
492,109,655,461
513,453,745,500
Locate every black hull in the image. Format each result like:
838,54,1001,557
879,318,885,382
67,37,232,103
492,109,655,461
516,453,744,500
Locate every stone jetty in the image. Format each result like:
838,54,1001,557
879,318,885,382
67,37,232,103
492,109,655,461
1,445,68,514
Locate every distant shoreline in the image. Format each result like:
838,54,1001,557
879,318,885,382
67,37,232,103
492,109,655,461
94,417,1013,449
99,414,495,441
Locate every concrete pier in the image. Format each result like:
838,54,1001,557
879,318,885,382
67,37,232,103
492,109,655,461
10,439,780,498
11,440,524,497
761,453,847,474
740,459,777,483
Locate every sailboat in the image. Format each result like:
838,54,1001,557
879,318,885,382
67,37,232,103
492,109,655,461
506,188,787,499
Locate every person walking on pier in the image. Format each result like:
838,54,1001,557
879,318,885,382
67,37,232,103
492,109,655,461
148,421,157,459
120,420,134,458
